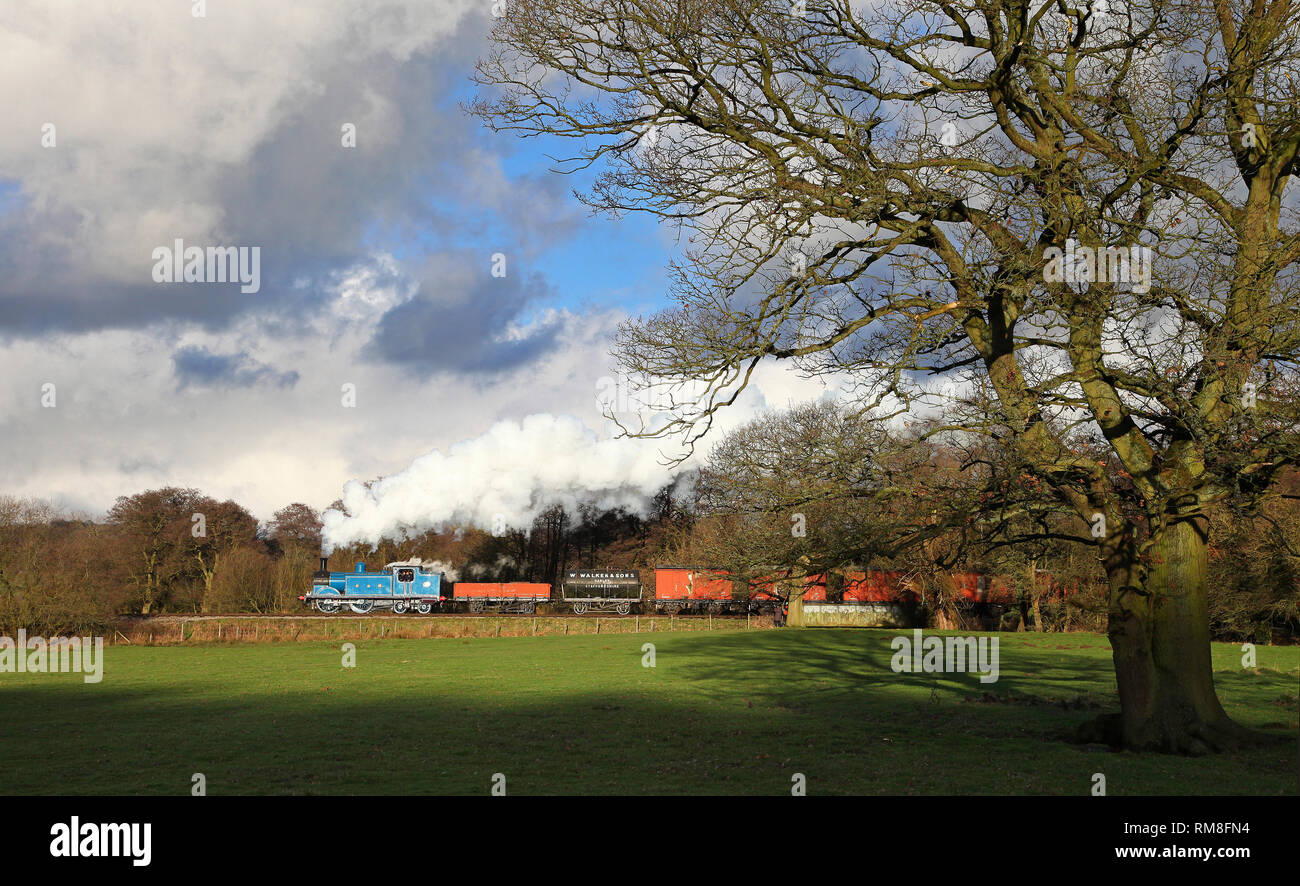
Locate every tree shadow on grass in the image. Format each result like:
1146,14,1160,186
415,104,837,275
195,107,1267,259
0,631,1293,796
665,628,1117,701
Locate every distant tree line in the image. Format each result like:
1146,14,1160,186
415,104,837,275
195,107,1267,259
0,491,328,631
670,401,1300,643
0,484,688,633
1,401,1296,641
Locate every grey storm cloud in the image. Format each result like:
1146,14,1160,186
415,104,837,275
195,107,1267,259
0,5,582,338
172,345,299,391
365,259,566,376
0,1,722,524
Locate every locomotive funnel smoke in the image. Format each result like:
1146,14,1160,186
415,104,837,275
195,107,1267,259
321,414,675,551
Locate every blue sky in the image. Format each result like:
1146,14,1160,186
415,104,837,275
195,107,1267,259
0,1,827,523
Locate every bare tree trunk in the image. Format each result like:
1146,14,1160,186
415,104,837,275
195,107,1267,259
1027,560,1040,632
198,553,216,615
786,584,805,627
1085,518,1263,753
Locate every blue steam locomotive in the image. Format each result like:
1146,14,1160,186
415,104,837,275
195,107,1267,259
301,559,445,614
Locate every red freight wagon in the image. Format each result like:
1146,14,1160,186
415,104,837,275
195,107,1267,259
654,566,735,614
949,573,1015,605
842,570,917,603
746,576,785,614
450,582,550,614
740,570,823,610
801,574,828,602
740,570,821,611
987,575,1015,604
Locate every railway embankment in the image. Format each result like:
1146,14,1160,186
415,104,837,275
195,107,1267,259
106,612,775,645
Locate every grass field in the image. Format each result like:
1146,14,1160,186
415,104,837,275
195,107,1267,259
1,629,1295,795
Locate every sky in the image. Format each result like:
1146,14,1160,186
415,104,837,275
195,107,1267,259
0,1,839,529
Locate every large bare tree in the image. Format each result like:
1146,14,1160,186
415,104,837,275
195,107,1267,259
472,0,1300,752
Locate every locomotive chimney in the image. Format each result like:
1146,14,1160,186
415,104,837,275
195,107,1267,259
312,555,331,583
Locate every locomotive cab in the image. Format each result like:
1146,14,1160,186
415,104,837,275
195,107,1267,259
304,559,444,615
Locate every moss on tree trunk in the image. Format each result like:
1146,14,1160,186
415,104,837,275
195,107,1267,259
1081,518,1268,754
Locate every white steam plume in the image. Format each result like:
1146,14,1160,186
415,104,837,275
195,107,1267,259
419,560,459,583
321,414,676,551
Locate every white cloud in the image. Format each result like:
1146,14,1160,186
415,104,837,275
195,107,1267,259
0,256,615,520
0,2,864,531
0,0,478,281
0,247,857,527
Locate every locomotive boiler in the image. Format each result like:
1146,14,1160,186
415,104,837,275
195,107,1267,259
301,559,445,614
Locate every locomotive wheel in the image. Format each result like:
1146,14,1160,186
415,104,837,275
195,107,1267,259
573,602,588,615
317,599,340,614
349,600,374,614
707,601,723,614
416,601,433,615
615,602,631,615
522,602,536,614
393,601,409,614
470,601,485,613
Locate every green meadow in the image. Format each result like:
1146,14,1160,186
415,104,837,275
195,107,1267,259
0,629,1295,795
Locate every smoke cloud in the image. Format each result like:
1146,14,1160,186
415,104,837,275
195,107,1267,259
321,414,675,550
